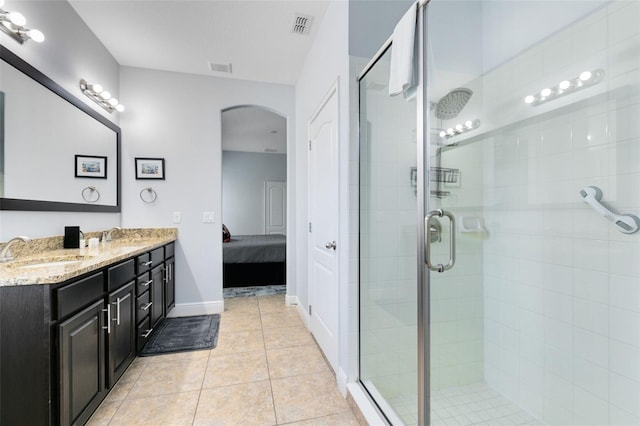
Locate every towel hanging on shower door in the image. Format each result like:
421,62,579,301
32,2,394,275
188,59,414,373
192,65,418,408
389,2,418,98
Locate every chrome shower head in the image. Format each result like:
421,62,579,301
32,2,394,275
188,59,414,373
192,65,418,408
434,88,473,120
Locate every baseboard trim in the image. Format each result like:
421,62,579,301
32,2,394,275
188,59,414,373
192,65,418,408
285,294,297,306
295,300,310,327
347,382,390,426
167,300,224,317
337,367,348,397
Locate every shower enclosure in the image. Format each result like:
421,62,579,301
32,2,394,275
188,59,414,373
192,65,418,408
359,1,640,425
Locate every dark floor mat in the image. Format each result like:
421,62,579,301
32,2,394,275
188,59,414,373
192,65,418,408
140,314,220,356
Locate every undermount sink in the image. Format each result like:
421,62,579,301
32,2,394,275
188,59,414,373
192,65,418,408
11,255,96,270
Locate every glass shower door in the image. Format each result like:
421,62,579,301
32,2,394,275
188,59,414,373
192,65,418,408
426,1,640,425
359,46,420,425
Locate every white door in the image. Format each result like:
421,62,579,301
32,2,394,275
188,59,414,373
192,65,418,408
265,181,286,234
308,83,339,372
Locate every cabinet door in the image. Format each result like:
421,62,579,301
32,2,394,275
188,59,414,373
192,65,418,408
107,281,136,387
58,299,107,426
165,257,175,313
150,265,165,326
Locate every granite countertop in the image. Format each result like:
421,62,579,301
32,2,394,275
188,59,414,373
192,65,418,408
0,228,177,286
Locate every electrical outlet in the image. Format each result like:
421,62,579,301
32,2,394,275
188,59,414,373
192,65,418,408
172,212,181,223
202,212,215,223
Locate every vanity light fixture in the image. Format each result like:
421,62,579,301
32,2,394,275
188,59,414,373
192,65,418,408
438,119,480,139
79,79,125,113
524,69,605,107
0,0,45,44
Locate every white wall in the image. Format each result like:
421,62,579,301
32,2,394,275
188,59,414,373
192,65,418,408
0,0,121,240
119,66,294,311
294,0,351,386
222,151,286,235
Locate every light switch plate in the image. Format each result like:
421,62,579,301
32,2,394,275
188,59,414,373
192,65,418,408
172,212,181,223
202,212,215,223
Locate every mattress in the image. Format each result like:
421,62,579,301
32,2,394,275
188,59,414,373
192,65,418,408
223,234,286,264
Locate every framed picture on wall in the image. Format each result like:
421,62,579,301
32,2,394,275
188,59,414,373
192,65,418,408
75,155,107,179
135,157,165,180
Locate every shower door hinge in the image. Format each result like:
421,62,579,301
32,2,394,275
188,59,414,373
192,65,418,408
308,222,312,232
308,140,312,151
309,305,312,315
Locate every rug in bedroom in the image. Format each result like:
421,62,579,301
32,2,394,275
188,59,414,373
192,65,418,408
224,284,286,298
140,314,220,356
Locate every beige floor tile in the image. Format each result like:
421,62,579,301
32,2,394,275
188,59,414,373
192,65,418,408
257,295,287,312
263,325,314,350
109,390,199,426
260,309,304,329
86,400,122,426
267,344,330,379
213,329,265,355
284,410,362,425
193,381,276,426
271,372,350,424
143,348,211,365
224,296,260,314
203,350,269,388
127,358,207,399
220,311,262,333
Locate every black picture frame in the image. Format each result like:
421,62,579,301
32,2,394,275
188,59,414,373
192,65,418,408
135,157,165,180
75,155,107,179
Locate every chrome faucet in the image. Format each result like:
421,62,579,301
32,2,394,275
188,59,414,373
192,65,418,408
103,226,122,242
0,236,31,262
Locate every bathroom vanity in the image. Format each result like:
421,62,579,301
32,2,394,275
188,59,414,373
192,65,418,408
0,229,177,426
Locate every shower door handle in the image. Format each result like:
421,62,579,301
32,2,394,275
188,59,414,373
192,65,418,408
425,209,456,273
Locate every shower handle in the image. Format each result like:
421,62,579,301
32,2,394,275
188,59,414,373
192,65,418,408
425,209,456,273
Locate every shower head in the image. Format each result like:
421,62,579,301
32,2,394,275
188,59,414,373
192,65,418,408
433,88,473,120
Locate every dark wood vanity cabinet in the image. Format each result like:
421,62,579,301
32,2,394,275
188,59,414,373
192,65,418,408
0,241,176,426
58,299,108,426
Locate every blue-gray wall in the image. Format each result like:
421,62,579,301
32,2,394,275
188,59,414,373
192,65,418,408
222,151,286,235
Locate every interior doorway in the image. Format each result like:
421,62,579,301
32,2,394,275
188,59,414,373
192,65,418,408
221,105,288,297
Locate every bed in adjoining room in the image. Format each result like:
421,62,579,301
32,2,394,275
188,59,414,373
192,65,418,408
223,234,286,287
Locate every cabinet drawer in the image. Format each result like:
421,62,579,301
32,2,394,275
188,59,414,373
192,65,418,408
150,248,164,267
136,292,151,322
54,272,104,320
107,259,135,291
165,242,175,259
136,272,152,295
136,316,153,352
136,252,151,274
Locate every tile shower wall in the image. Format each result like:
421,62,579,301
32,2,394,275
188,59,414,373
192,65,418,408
476,3,640,425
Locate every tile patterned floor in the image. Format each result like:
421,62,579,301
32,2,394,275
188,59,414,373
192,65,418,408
88,294,361,426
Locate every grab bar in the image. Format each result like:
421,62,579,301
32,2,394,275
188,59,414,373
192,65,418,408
425,209,456,272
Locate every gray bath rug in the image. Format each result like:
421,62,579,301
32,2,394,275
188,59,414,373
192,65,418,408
224,284,286,298
140,314,220,356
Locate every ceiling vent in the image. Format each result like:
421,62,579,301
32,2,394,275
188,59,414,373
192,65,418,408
264,148,278,153
208,62,232,73
292,14,313,35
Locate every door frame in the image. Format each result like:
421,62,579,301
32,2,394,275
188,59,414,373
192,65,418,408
307,79,340,372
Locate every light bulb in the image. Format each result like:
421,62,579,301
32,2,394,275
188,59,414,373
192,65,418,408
455,124,463,131
7,11,25,26
439,131,446,138
465,120,473,128
524,95,535,104
559,80,571,90
108,98,118,106
579,71,592,81
115,104,125,112
91,83,103,94
100,91,111,100
446,128,454,135
27,29,44,42
540,88,552,98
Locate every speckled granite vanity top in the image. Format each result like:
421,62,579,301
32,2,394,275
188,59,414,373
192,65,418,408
0,228,177,286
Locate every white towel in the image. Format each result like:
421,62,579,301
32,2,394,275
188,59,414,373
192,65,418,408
388,2,418,97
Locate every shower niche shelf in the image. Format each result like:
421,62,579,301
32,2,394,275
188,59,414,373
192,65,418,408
431,167,460,184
